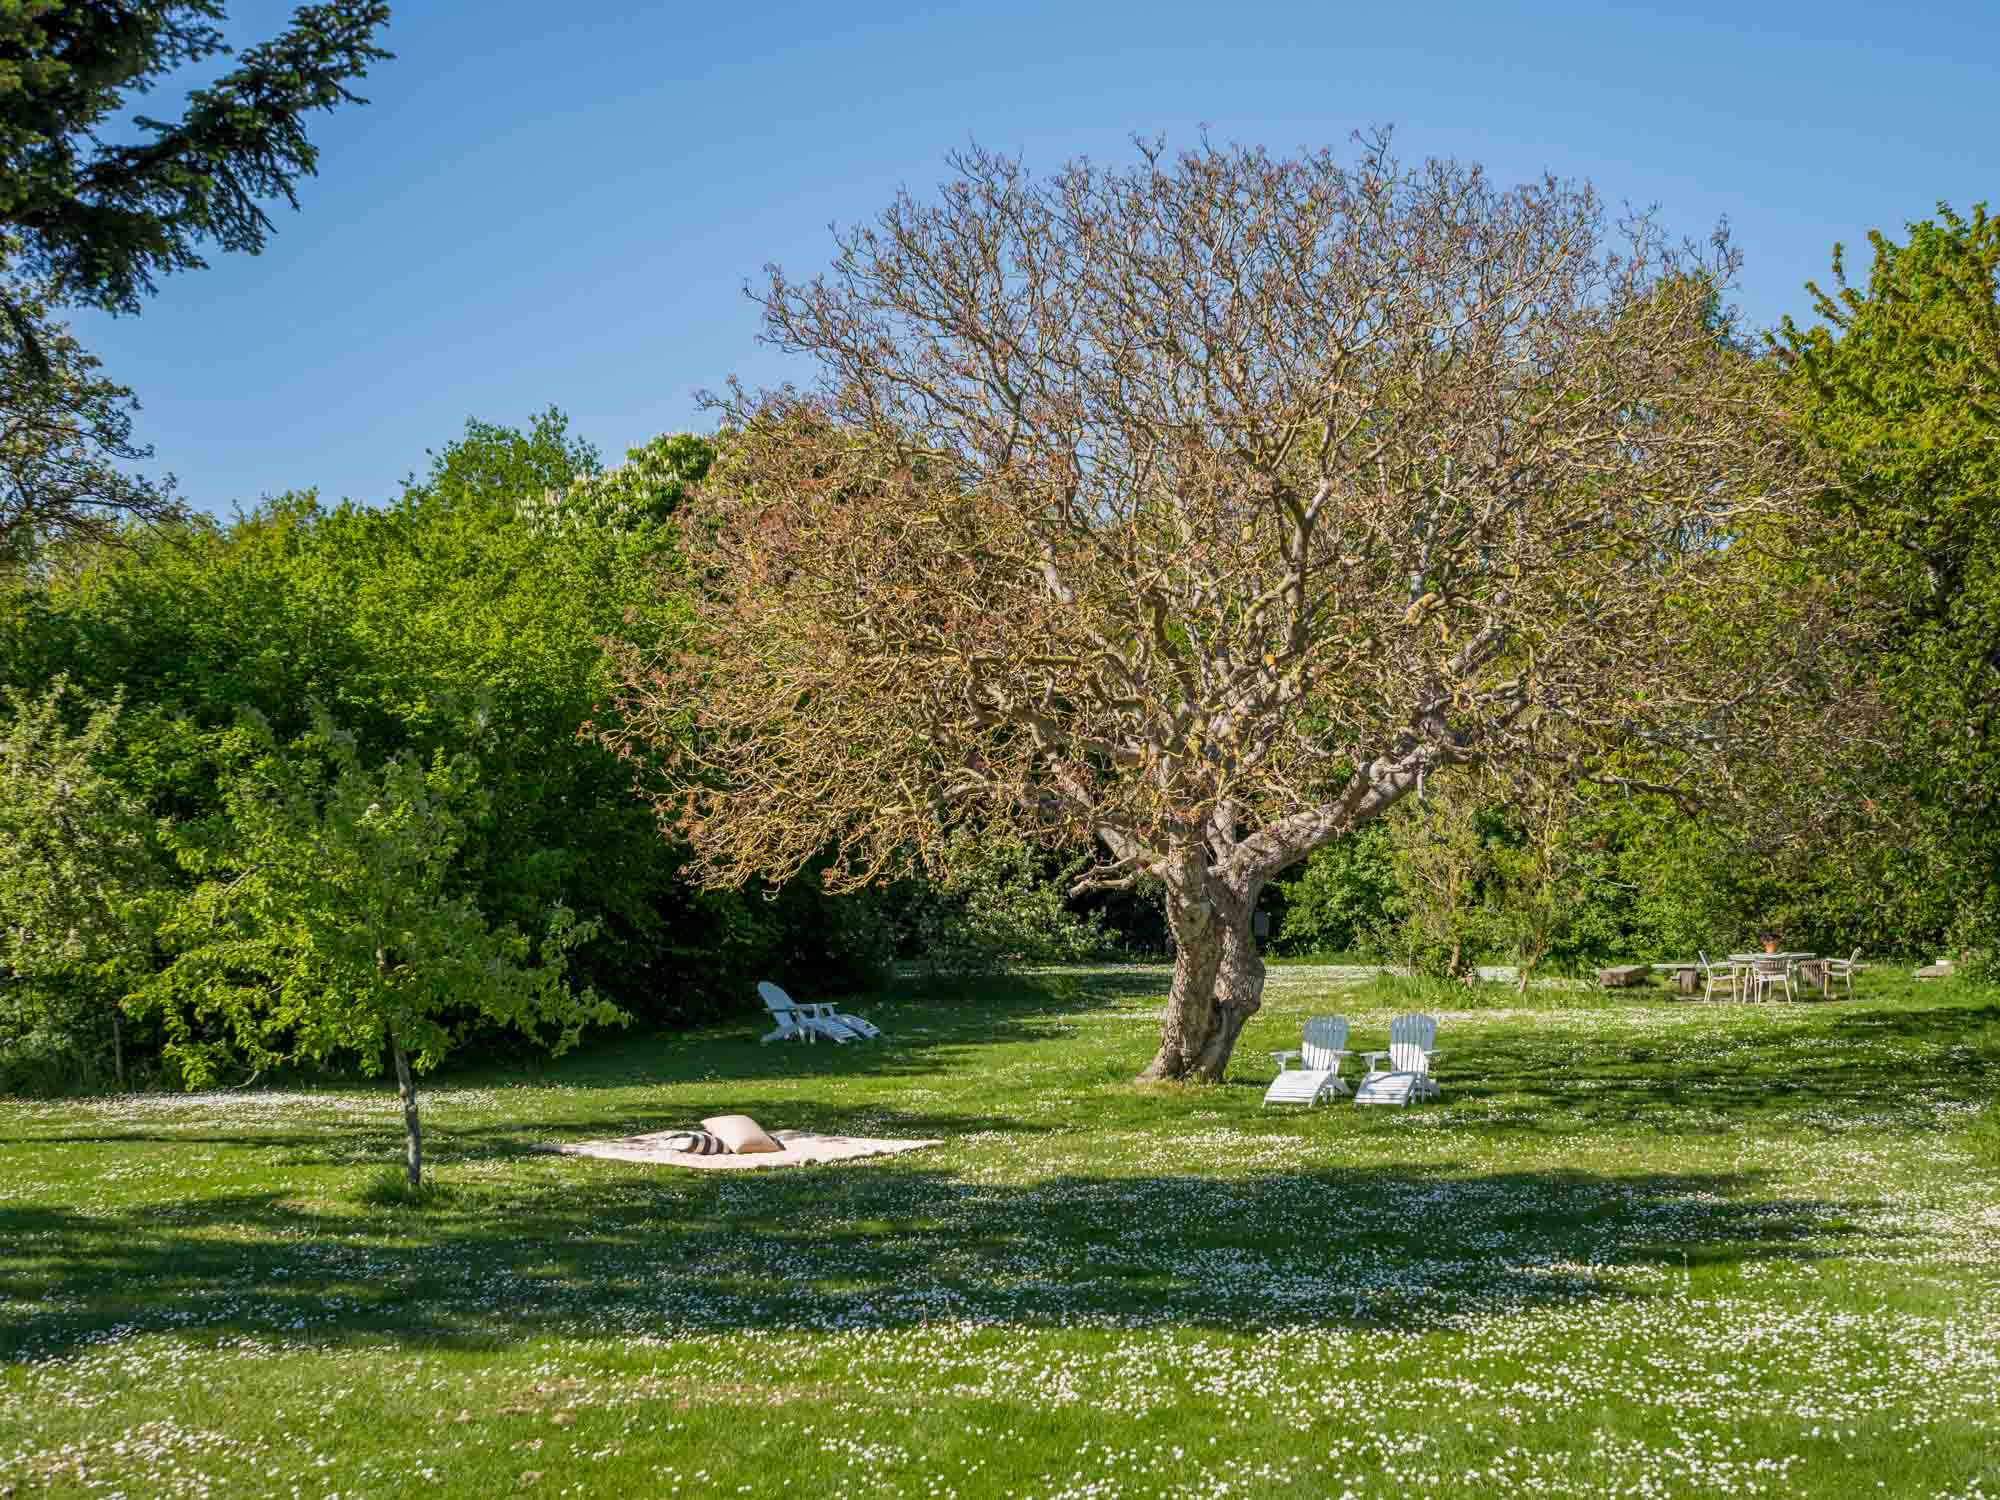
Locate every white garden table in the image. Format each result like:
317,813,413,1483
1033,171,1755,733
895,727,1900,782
1729,952,1821,996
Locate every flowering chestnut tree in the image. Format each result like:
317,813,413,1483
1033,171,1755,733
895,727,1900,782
606,135,1813,1081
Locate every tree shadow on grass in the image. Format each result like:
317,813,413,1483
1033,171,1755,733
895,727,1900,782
0,1098,1066,1172
0,1157,1907,1365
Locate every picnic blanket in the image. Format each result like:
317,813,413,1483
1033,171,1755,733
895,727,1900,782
534,1128,942,1171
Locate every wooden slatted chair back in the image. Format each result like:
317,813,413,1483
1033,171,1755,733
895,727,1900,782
1387,1012,1438,1074
756,980,796,1015
1300,1016,1348,1071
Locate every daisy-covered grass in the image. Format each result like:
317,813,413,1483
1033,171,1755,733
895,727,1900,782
2,966,1997,1498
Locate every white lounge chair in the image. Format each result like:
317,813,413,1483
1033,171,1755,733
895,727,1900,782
756,981,878,1044
1264,1016,1351,1106
1354,1012,1443,1106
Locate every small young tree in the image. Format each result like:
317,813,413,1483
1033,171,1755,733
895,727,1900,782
608,135,1817,1081
1483,780,1620,991
1376,791,1508,981
136,712,621,1185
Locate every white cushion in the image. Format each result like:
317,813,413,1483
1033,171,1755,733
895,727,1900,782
701,1114,782,1154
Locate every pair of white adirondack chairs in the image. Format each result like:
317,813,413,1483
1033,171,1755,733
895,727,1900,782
1264,1012,1442,1107
757,981,881,1044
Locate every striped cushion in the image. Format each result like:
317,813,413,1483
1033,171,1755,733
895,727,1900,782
667,1130,726,1155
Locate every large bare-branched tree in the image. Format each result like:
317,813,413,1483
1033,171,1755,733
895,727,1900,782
606,134,1820,1081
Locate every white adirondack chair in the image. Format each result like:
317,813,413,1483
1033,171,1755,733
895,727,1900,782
1697,951,1739,1002
756,981,878,1044
1354,1012,1443,1106
1264,1016,1351,1106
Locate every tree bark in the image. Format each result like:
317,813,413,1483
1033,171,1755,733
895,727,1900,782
1195,919,1265,1077
388,1027,422,1188
1139,868,1263,1083
1137,776,1421,1085
110,1008,125,1090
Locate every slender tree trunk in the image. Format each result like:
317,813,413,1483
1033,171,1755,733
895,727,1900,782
377,945,422,1188
1139,869,1263,1083
110,1008,125,1090
388,1027,423,1188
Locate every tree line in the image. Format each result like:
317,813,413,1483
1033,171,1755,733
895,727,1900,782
0,8,1993,1124
1272,201,1998,984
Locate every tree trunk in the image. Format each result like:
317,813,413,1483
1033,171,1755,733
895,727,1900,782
110,1008,125,1090
1132,777,1424,1084
388,1027,422,1188
1139,871,1263,1083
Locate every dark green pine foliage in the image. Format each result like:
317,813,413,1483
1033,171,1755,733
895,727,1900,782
0,1,392,317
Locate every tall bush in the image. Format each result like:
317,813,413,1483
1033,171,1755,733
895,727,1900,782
0,679,161,1089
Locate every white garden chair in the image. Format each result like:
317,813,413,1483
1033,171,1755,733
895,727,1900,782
1697,951,1739,1002
1263,1016,1351,1106
1354,1012,1443,1106
756,981,878,1044
1820,948,1863,999
1746,954,1794,1003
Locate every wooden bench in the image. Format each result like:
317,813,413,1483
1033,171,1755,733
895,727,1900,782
1649,962,1700,995
1597,964,1650,989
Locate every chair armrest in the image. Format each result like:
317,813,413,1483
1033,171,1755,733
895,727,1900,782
1361,1050,1388,1069
1269,1050,1301,1070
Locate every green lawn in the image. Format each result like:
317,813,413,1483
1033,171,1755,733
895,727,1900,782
3,967,1997,1499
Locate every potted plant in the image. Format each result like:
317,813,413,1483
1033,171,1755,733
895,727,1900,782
1758,930,1780,954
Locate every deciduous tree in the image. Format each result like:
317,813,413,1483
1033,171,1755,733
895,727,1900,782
134,711,619,1185
1773,203,2000,963
0,267,178,562
0,677,159,1081
606,135,1818,1080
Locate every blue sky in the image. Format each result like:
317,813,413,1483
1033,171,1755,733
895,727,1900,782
69,0,2000,514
